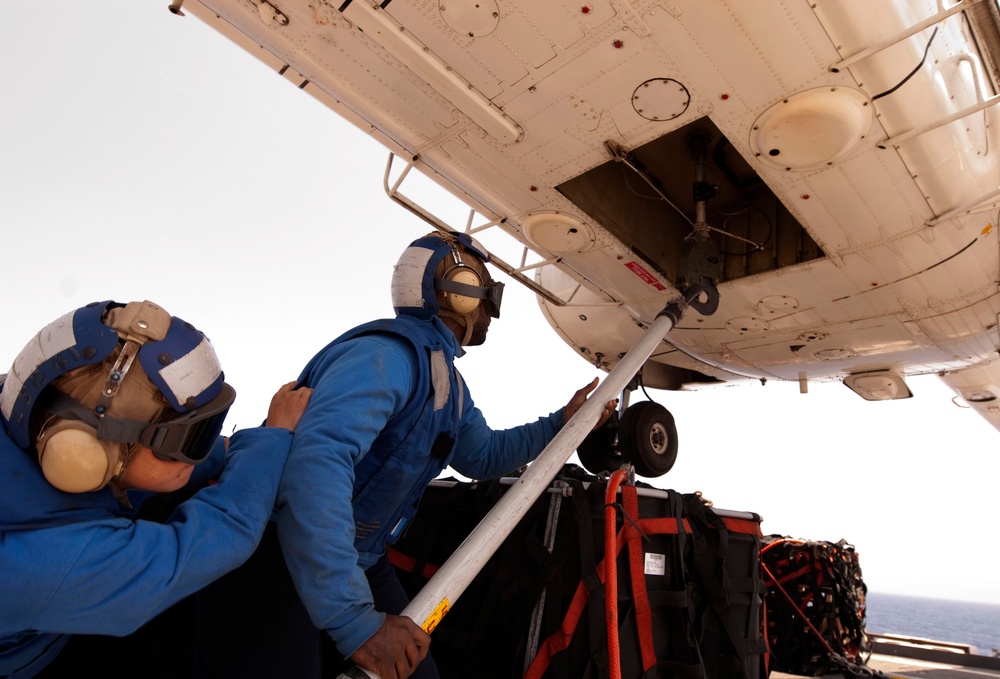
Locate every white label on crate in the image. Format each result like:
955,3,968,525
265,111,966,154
644,552,665,576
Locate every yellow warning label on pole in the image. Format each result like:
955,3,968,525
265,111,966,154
422,598,450,633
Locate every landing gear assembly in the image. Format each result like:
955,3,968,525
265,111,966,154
577,394,678,478
619,401,677,477
575,132,727,480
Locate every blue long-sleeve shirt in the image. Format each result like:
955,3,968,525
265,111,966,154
275,316,564,658
0,425,294,678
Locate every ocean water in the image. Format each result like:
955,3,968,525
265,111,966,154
865,592,1000,656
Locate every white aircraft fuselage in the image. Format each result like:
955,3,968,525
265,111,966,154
173,0,1000,431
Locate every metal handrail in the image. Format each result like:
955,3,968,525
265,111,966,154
828,0,984,72
381,152,628,309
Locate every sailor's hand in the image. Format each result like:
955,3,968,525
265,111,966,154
264,381,313,431
563,377,618,430
349,614,430,679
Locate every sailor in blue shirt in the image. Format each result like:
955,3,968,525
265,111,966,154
0,300,311,678
196,232,615,679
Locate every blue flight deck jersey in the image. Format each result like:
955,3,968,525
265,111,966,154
275,314,565,659
0,413,295,678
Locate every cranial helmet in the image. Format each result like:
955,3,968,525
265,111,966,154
0,300,235,493
391,232,504,340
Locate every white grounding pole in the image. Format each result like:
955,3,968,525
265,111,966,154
406,307,682,625
343,306,683,678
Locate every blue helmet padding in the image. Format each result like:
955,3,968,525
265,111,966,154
139,316,224,412
2,301,122,449
414,235,459,319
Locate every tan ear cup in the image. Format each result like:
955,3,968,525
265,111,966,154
441,267,483,315
36,420,123,493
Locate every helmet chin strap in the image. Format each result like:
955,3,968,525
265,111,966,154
113,442,142,482
438,309,474,346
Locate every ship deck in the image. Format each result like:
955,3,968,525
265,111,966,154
772,635,1000,679
773,655,1000,678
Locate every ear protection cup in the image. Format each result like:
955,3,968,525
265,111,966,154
35,420,125,493
439,265,483,315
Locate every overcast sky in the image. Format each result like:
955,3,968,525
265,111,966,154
3,2,1000,614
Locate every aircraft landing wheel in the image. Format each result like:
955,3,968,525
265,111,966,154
576,411,621,475
618,402,677,478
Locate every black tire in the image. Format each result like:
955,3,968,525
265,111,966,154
576,411,621,475
618,401,678,478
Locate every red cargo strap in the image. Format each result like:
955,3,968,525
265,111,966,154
524,515,688,679
605,471,627,679
387,546,440,579
524,530,620,679
622,484,657,674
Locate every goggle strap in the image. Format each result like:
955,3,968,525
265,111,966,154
98,416,149,447
38,389,104,431
37,389,150,446
434,277,495,300
40,390,155,447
